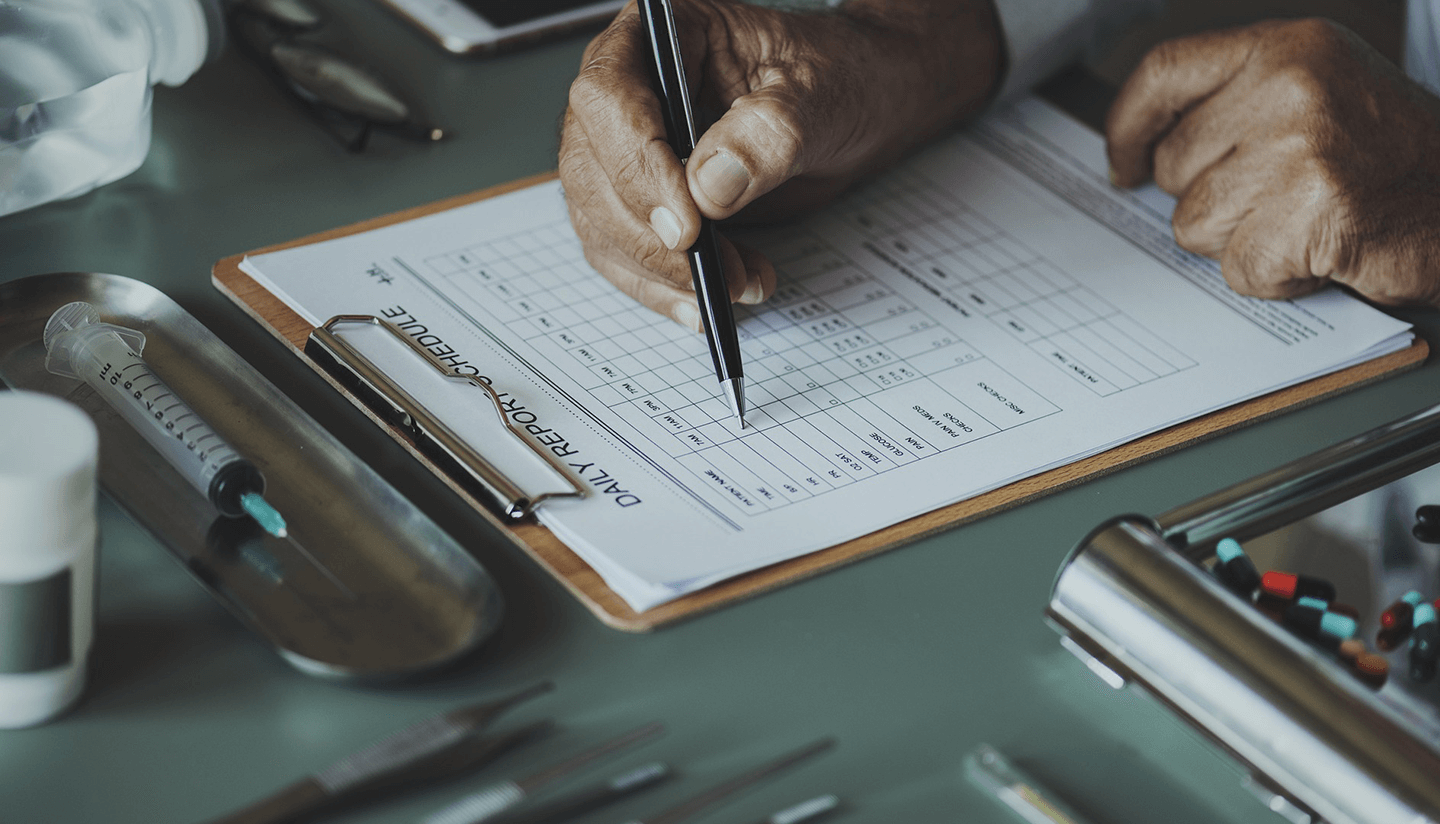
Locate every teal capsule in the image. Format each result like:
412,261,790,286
1215,538,1244,563
1283,603,1356,645
1415,602,1438,629
1296,595,1329,611
1321,611,1358,641
1212,538,1260,596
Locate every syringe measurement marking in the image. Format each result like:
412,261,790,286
124,372,233,468
45,302,289,538
114,369,212,451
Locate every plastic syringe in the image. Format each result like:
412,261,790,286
43,302,288,538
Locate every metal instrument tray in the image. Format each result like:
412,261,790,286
1048,404,1440,824
0,273,502,680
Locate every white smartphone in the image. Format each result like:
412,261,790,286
376,0,626,55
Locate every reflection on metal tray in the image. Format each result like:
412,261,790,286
1048,404,1440,824
0,273,503,680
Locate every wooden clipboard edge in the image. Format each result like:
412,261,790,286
212,173,1430,632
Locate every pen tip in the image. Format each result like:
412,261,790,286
723,377,746,429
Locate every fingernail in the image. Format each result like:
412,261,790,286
649,206,683,250
695,152,750,208
674,301,702,333
740,277,764,304
1108,166,1120,187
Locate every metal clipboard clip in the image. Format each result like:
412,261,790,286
305,315,583,519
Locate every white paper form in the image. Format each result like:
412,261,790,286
241,97,1413,611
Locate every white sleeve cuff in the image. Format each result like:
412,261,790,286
992,0,1164,101
1406,0,1440,96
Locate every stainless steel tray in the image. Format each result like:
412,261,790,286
0,273,503,680
1048,404,1440,824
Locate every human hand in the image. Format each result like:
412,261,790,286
1107,18,1440,306
559,0,1003,329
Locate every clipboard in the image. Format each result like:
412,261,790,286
212,171,1429,631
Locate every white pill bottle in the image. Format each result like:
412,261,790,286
0,390,99,727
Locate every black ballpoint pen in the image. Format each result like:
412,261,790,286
638,0,747,427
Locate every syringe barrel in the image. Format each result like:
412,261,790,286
45,317,262,517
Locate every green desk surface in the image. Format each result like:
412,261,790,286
2,4,1437,823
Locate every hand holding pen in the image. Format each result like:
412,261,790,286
557,0,1002,323
637,0,748,424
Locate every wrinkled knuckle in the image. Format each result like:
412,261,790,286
746,96,806,168
1226,244,1299,298
1280,153,1344,211
634,236,676,277
1221,245,1264,292
1266,63,1331,115
568,68,612,115
609,148,651,200
611,155,641,193
1315,197,1365,274
1134,39,1187,95
1171,209,1207,251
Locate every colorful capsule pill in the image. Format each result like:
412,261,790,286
1337,638,1366,661
1351,652,1390,689
1381,591,1425,629
1283,603,1357,646
1409,604,1438,682
1413,601,1436,630
1212,538,1260,597
1333,637,1388,688
1296,595,1329,611
1261,571,1336,602
1377,591,1426,651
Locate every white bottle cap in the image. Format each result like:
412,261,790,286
0,391,98,568
0,391,98,728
